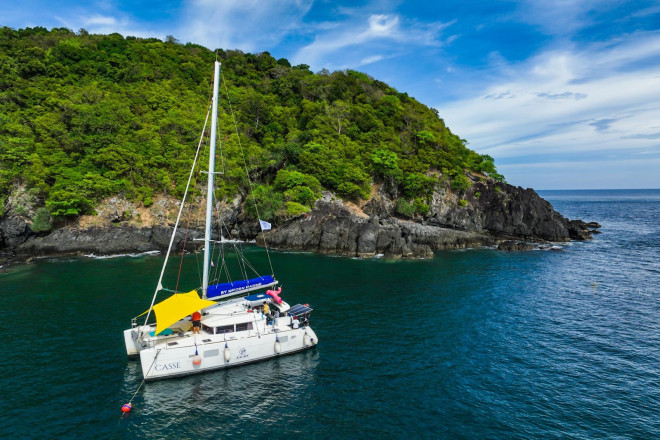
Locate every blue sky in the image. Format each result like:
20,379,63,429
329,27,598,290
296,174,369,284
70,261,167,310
3,0,660,189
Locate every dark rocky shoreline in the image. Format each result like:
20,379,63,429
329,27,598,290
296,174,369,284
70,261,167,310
261,182,600,258
0,181,600,266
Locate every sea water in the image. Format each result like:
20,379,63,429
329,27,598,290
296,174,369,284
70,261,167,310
0,189,658,439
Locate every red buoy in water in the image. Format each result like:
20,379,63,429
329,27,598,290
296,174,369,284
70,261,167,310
121,403,132,413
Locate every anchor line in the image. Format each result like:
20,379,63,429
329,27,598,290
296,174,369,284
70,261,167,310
126,349,161,408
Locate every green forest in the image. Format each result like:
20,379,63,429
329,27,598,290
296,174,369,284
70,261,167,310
0,26,504,230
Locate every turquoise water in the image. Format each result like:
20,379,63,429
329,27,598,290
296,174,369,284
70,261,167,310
1,190,659,439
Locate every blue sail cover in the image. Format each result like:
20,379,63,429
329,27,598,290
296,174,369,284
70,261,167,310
206,275,276,299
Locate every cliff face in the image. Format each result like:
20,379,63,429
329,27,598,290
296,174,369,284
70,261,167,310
262,193,492,259
426,180,570,241
0,180,599,264
262,180,595,259
359,180,572,243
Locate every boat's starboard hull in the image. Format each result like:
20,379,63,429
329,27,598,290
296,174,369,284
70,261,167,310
138,327,318,380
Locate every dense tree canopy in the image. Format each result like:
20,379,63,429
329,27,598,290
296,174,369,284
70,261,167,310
0,26,504,224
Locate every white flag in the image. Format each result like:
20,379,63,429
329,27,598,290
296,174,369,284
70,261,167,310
259,219,272,231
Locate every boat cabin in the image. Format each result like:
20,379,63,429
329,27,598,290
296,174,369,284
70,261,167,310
201,320,255,335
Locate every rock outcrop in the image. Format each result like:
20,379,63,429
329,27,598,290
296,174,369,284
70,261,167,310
16,226,204,256
362,181,573,242
497,240,535,251
262,193,493,258
567,219,602,240
425,181,570,241
0,214,31,249
0,179,599,263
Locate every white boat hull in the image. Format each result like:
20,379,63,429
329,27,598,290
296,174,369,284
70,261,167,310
138,326,318,380
124,328,140,357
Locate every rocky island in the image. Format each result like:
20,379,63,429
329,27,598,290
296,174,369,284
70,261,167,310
0,27,599,264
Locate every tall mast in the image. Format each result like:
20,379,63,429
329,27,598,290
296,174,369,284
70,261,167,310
202,61,221,299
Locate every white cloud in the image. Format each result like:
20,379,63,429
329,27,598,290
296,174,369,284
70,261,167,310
360,54,385,66
293,14,401,67
177,0,314,52
364,14,399,36
514,0,607,37
436,32,660,170
292,13,452,69
84,14,117,27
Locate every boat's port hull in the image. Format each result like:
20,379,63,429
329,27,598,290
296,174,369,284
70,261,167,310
124,328,140,356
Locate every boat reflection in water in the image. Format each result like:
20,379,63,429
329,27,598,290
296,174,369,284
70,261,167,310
122,349,320,438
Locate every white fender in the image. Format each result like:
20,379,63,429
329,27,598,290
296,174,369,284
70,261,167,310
274,340,281,354
303,334,312,347
192,354,202,366
224,346,231,362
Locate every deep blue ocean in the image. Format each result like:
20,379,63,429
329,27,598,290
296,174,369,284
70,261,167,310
0,189,658,439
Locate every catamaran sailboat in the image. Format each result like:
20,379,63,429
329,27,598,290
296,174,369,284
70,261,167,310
123,61,318,380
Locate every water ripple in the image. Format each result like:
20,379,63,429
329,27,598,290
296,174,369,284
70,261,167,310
1,190,659,438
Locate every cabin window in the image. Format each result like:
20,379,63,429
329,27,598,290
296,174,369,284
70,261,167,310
202,324,214,334
215,324,234,334
235,322,253,332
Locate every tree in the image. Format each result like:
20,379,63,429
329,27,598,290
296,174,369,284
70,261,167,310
0,27,504,225
325,100,349,135
371,149,402,184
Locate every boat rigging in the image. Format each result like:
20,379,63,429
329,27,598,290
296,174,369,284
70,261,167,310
122,61,318,381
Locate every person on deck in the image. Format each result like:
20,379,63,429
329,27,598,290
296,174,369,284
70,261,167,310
192,310,201,334
263,301,271,324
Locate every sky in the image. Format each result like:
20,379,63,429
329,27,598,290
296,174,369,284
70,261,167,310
3,0,660,189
